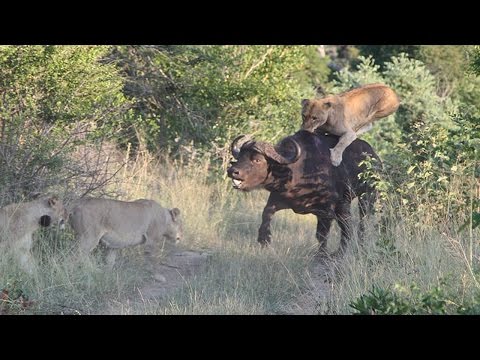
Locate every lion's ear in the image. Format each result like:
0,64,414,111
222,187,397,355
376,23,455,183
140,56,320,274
48,196,58,207
301,99,310,108
323,101,332,109
170,208,181,222
31,192,42,200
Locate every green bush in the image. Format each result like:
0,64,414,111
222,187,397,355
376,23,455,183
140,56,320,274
0,45,129,203
350,279,480,315
111,45,324,156
330,54,480,226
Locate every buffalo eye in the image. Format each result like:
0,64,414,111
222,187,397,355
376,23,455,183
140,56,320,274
251,155,264,164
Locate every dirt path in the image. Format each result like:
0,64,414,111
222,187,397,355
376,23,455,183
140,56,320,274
137,249,212,301
126,248,332,315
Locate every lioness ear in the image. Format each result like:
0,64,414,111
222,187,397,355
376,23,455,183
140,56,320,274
301,99,310,108
48,196,58,207
39,215,52,227
323,101,332,109
31,192,42,200
170,208,181,222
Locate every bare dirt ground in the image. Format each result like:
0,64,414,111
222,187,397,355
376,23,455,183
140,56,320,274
137,249,212,301
131,248,333,315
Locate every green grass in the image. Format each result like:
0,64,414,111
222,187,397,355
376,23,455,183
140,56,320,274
1,153,479,315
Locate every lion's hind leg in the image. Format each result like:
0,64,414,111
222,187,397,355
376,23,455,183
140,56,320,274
355,123,373,136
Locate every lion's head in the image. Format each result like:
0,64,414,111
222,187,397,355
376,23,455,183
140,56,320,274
38,195,68,229
301,96,339,133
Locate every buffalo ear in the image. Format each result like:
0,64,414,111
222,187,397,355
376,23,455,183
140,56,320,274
301,99,310,108
170,208,181,222
39,215,52,227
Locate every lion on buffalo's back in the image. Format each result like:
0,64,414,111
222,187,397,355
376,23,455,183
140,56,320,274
301,83,399,166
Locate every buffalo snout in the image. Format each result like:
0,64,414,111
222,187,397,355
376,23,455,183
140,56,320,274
227,166,240,178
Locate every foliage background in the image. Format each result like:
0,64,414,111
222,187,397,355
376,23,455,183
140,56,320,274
0,45,479,314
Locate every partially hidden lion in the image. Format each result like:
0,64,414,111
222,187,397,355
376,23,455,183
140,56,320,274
68,197,183,270
0,195,68,274
301,83,400,166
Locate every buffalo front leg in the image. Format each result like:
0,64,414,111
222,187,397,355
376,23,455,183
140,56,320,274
258,195,286,246
330,129,357,167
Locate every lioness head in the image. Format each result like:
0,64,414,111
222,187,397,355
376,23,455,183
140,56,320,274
301,97,336,133
165,208,183,244
38,195,68,230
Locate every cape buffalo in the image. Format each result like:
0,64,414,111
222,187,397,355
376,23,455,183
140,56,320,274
227,130,380,254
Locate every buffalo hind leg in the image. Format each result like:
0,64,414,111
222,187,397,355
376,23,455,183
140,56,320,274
358,193,375,242
335,201,352,254
316,216,333,256
358,183,378,242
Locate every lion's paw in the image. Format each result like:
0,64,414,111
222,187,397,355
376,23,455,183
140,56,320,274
330,149,342,167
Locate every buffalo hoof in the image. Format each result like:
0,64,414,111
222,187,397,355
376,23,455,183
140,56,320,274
313,247,332,262
258,239,271,248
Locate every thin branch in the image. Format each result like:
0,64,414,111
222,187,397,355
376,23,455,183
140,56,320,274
243,47,274,80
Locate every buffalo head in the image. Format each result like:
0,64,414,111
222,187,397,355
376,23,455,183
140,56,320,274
227,135,301,191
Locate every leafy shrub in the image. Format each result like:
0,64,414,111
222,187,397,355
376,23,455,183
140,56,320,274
350,279,480,315
0,46,130,203
332,54,477,227
110,45,323,157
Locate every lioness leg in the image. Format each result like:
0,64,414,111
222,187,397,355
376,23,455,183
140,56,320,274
356,123,373,136
330,129,357,166
15,235,36,274
143,235,167,282
77,232,101,256
105,248,117,269
17,248,36,274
